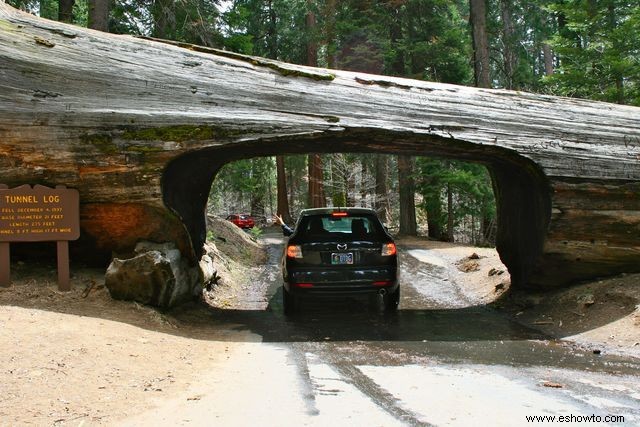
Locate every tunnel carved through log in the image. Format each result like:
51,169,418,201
1,2,639,295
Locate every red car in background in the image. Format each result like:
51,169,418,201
226,214,255,229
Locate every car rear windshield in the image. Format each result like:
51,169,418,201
296,214,386,240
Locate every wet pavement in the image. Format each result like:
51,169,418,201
156,232,640,426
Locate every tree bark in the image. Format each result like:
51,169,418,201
542,43,554,76
1,3,639,292
500,0,517,89
88,0,109,31
305,1,317,67
267,0,278,59
426,196,443,240
58,0,74,23
308,154,325,208
374,155,390,224
152,0,174,39
398,155,417,236
305,0,324,208
446,181,454,242
324,0,337,69
469,0,491,88
276,156,292,223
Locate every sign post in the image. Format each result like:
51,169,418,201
0,184,80,290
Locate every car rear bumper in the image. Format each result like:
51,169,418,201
284,266,398,296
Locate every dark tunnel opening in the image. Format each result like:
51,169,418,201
161,131,552,289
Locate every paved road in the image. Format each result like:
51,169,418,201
125,233,640,426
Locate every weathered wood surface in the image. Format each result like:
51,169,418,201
1,3,639,291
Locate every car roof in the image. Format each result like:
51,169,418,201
299,207,377,217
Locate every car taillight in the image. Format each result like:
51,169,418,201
373,280,392,286
331,212,348,217
381,243,396,256
287,245,303,258
293,283,314,288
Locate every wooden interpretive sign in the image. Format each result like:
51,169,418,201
0,184,80,290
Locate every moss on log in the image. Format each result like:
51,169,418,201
0,3,639,293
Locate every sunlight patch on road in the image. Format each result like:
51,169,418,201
360,364,587,426
304,353,402,426
405,249,447,268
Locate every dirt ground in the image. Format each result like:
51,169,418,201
396,236,640,357
0,262,263,426
1,229,639,425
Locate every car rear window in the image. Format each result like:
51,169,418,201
297,214,385,240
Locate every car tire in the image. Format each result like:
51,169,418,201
283,286,298,315
383,287,400,311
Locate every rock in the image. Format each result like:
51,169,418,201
577,293,596,307
542,381,564,388
469,253,480,260
105,241,200,308
199,242,219,291
488,268,505,276
494,282,506,292
458,259,480,273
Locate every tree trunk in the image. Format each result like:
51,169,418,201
607,3,624,104
88,0,109,31
344,166,355,207
305,1,317,67
398,155,417,236
324,0,337,69
267,0,278,59
388,6,404,76
152,0,174,39
58,0,74,23
542,43,554,76
426,196,443,240
469,0,491,88
39,0,56,19
276,156,292,224
374,155,390,224
305,1,324,208
308,154,325,208
446,181,454,242
1,3,639,294
359,158,368,207
500,0,517,89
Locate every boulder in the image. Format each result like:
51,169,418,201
105,241,200,308
199,242,219,290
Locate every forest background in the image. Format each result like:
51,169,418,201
8,0,639,245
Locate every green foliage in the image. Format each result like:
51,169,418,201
415,158,495,243
222,0,307,62
209,157,276,217
8,0,57,19
544,0,640,105
248,226,263,240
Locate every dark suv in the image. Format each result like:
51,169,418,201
281,207,399,314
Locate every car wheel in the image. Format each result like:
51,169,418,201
283,286,298,315
383,287,400,311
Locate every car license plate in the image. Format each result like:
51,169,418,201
331,252,353,265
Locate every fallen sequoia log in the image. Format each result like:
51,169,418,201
1,3,638,304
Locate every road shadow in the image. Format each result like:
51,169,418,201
171,287,550,343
